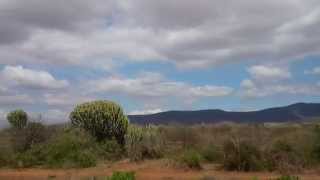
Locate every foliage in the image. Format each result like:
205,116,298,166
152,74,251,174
15,128,98,168
11,121,47,152
312,125,320,161
107,171,136,180
179,149,202,169
275,175,300,180
7,109,28,129
265,140,304,173
0,150,12,167
200,144,223,163
125,125,165,161
70,100,129,144
222,138,263,171
97,139,124,161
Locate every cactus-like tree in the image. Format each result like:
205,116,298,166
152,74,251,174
7,109,28,129
70,100,129,144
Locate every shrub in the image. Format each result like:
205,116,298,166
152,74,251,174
7,109,28,129
265,140,304,173
97,139,124,161
275,175,300,180
125,125,165,161
15,128,98,168
15,144,46,167
11,121,47,152
312,125,320,161
0,150,13,167
222,138,263,171
70,100,129,144
107,171,135,180
201,144,223,163
44,128,97,168
179,149,202,169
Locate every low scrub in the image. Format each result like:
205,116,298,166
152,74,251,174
15,128,98,168
11,121,47,153
125,125,165,161
275,175,300,180
222,138,263,171
200,144,223,163
107,171,135,180
265,140,304,173
179,149,202,169
97,139,124,161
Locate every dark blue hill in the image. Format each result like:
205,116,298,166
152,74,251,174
128,103,320,124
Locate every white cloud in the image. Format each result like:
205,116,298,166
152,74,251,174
86,72,233,100
129,108,163,115
1,65,69,89
241,83,320,98
44,93,94,106
43,109,69,124
247,65,291,81
305,67,320,75
240,65,320,98
0,94,35,105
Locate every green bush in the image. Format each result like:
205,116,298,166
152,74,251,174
97,139,124,161
7,109,28,129
70,100,129,144
15,128,98,168
44,128,97,168
265,140,304,173
0,150,13,167
179,149,202,169
312,125,320,161
107,171,135,180
125,125,165,161
201,144,222,163
222,138,263,171
275,175,300,180
11,121,47,152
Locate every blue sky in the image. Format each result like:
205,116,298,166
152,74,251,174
0,0,320,124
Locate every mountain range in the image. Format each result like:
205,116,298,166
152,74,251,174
128,103,320,124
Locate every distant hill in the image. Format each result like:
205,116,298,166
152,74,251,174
128,103,320,124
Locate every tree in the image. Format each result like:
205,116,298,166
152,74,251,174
7,109,28,129
70,100,129,145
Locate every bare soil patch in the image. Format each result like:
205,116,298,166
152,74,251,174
0,160,319,180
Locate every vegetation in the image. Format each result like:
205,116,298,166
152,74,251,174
70,100,129,144
178,149,202,169
107,171,135,180
7,109,28,129
275,175,300,180
222,138,262,171
125,125,165,161
1,104,320,177
15,128,98,168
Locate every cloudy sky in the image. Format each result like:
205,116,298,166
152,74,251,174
1,0,320,124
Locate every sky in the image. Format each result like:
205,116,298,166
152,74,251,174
0,0,320,125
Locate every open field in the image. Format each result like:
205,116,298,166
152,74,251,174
1,160,320,180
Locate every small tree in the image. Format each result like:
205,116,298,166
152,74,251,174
7,109,28,129
70,100,129,145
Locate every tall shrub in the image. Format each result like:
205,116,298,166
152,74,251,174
222,138,263,171
70,100,129,144
125,125,165,161
7,109,28,129
11,121,47,152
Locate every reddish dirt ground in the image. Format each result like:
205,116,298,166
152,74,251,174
0,160,319,180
